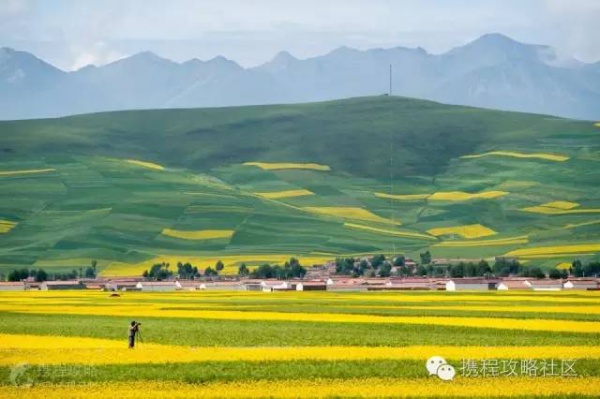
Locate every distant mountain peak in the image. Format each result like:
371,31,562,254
272,51,297,62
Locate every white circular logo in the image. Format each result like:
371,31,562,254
425,356,455,381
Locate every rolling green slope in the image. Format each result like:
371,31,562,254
0,96,598,275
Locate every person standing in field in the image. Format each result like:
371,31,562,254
128,321,141,348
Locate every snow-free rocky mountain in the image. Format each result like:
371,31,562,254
2,33,599,120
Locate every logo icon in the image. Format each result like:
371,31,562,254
426,356,456,381
9,362,33,388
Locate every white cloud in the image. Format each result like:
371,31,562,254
70,41,125,70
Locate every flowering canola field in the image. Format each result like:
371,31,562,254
161,229,235,240
124,159,165,170
243,162,331,171
0,290,598,398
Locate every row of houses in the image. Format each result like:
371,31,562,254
1,277,598,292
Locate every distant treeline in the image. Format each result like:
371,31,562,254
141,258,306,280
3,261,98,282
334,254,600,279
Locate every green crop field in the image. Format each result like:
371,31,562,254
0,96,599,276
0,290,599,397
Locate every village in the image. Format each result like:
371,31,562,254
1,255,598,293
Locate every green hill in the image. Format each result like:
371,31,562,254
0,96,598,276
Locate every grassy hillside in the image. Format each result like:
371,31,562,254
0,96,598,276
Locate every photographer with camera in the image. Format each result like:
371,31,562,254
128,321,142,349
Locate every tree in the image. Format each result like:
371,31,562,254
238,263,249,277
478,260,491,276
8,268,30,282
145,263,173,280
204,267,218,277
371,255,386,269
251,264,275,279
494,258,522,277
85,267,96,278
215,260,224,272
420,251,431,265
35,269,48,282
379,262,392,277
549,269,567,279
523,267,545,279
393,255,405,267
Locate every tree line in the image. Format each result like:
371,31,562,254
334,254,600,279
141,258,307,280
3,261,98,282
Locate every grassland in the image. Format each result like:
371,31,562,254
0,96,598,275
0,290,598,398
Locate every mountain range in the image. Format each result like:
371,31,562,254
1,33,599,120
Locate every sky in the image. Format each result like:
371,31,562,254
1,0,599,71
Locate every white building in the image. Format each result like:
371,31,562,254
445,279,497,291
524,280,562,291
497,280,530,291
135,281,181,291
563,280,598,290
0,282,27,291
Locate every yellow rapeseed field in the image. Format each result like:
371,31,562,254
101,254,333,276
1,334,599,365
1,377,599,398
304,207,397,224
375,191,508,202
565,219,600,229
374,192,429,200
461,151,569,162
540,201,580,210
427,224,497,239
521,204,600,215
428,191,508,201
2,304,598,333
161,229,234,240
0,220,17,234
254,189,314,199
344,223,437,240
124,159,165,170
433,236,528,247
243,162,331,171
506,243,600,257
595,122,600,127
0,168,55,176
555,262,572,270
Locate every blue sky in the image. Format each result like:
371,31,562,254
1,0,598,70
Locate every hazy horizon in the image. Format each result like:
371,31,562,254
1,0,599,71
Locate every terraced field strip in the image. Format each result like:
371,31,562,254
101,254,334,277
506,243,600,257
1,334,599,365
124,159,164,170
521,206,600,215
428,191,508,201
427,224,497,239
304,207,397,224
374,192,429,201
540,201,580,210
433,236,528,247
2,377,599,398
0,168,55,176
344,223,437,241
161,229,235,240
243,162,330,171
0,220,17,234
2,305,598,333
375,191,508,202
254,189,314,199
461,151,569,162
